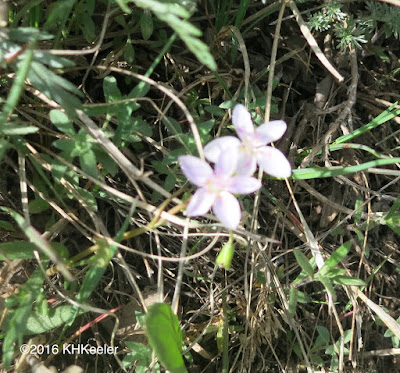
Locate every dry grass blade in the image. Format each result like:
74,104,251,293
356,288,400,341
288,0,344,82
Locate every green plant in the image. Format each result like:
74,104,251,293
363,1,400,39
307,1,367,50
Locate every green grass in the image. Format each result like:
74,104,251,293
1,1,400,372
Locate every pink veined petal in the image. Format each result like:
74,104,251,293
214,150,238,177
232,104,255,140
204,136,240,163
236,152,257,176
229,176,261,194
179,155,213,186
186,188,215,217
256,146,292,178
255,120,287,145
213,192,241,230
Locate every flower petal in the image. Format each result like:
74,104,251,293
255,120,287,145
256,146,292,178
232,104,254,140
186,188,215,217
229,176,261,194
236,152,257,176
214,150,238,177
204,136,240,163
213,192,241,230
179,155,213,186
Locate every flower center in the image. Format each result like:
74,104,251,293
239,136,257,155
204,175,229,196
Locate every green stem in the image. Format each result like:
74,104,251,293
0,43,35,127
221,289,229,373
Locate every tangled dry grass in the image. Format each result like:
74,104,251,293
1,1,400,372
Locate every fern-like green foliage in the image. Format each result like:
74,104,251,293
116,0,217,70
334,15,367,51
308,1,346,32
365,1,400,39
307,1,367,51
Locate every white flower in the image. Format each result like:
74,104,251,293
204,104,292,177
179,151,261,230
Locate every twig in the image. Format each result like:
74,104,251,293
288,0,344,82
222,26,250,107
301,46,358,167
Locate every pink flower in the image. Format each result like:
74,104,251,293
179,152,261,230
204,104,291,177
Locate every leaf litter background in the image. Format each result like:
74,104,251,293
1,1,400,372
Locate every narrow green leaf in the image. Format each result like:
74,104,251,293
43,0,75,31
385,195,400,220
319,274,336,300
0,241,69,260
81,14,96,42
288,286,298,319
28,61,82,115
319,241,352,277
354,198,364,225
386,220,400,235
140,11,153,40
0,220,15,231
114,0,132,13
0,43,35,125
181,35,217,70
132,0,216,70
145,303,187,373
294,249,314,279
0,138,9,162
319,267,346,278
34,52,76,68
334,102,400,145
292,157,400,180
6,28,52,42
1,123,38,135
331,276,365,286
124,41,135,64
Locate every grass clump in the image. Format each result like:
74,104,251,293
1,1,400,372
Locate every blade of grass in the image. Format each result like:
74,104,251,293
300,143,393,160
0,42,35,126
292,157,400,180
334,102,400,145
